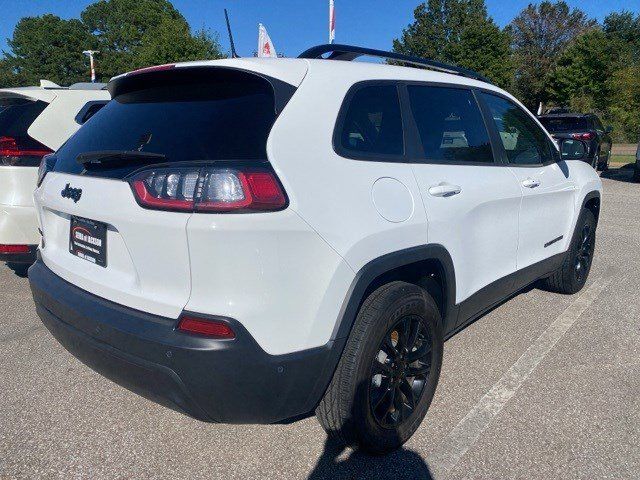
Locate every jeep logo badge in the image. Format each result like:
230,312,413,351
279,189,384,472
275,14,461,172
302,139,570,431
61,184,82,203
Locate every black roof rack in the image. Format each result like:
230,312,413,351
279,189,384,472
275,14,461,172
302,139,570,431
298,44,492,84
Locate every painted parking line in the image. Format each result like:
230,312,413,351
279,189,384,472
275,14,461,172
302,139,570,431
427,273,615,476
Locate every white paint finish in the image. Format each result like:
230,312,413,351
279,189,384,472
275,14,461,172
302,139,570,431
0,86,109,250
0,167,38,207
371,177,414,223
267,61,428,274
0,204,39,244
27,89,110,150
509,161,577,268
185,209,354,354
427,273,613,476
36,173,192,319
412,163,522,303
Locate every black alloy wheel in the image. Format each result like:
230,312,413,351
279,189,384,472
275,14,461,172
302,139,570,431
575,223,594,283
369,315,432,428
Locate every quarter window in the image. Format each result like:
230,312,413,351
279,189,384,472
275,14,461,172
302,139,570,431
481,93,553,166
339,85,404,157
407,86,493,163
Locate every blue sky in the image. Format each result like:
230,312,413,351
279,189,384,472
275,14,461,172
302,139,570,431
0,0,639,57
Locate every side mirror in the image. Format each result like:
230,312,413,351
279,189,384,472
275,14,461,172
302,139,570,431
560,138,588,161
605,125,613,133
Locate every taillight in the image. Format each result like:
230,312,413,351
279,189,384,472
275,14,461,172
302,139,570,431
0,244,31,254
177,315,235,339
0,136,53,167
571,132,595,141
128,166,287,213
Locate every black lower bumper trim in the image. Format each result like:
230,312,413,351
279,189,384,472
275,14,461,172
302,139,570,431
29,259,345,424
0,245,37,264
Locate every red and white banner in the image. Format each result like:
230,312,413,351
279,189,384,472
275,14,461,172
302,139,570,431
258,23,277,58
329,0,336,44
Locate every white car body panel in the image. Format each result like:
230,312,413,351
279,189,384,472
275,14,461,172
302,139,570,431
0,86,109,248
33,58,603,355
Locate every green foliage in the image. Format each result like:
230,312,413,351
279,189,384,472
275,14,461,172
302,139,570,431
2,14,96,86
393,0,513,89
608,66,640,142
508,1,596,110
547,29,613,112
0,0,225,87
80,0,224,79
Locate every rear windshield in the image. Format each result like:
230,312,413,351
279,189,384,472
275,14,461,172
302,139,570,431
0,97,48,148
539,116,589,132
53,69,278,178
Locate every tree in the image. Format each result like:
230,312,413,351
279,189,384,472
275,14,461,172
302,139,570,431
547,29,614,113
80,0,224,79
2,14,96,86
508,1,595,110
393,0,513,88
603,11,640,62
607,66,640,142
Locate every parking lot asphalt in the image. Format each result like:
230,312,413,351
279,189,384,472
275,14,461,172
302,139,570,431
1,166,638,480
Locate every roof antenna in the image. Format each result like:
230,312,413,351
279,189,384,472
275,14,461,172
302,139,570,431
224,9,240,58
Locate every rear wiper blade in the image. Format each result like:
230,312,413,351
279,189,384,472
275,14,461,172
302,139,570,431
77,150,166,166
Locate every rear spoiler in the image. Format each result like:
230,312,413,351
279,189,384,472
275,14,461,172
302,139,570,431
107,65,299,115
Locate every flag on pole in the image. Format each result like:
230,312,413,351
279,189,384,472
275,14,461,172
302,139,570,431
329,0,336,44
258,24,277,58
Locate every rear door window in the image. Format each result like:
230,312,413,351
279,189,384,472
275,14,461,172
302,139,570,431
407,86,494,164
481,93,553,166
53,69,279,178
337,84,404,158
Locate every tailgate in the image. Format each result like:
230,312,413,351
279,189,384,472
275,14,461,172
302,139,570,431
36,172,192,318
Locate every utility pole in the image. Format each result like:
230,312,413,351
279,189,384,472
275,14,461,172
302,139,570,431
82,50,99,83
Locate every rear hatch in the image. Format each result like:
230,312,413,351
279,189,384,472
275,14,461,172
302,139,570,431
0,93,53,207
36,64,304,318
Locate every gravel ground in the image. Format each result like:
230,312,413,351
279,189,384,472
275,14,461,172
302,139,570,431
0,167,638,479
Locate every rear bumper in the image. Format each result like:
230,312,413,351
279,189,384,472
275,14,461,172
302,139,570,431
0,245,37,264
29,259,344,424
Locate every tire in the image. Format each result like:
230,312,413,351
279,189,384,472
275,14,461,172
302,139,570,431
6,262,29,278
598,153,609,172
316,281,443,454
541,209,597,294
591,153,598,170
634,164,640,183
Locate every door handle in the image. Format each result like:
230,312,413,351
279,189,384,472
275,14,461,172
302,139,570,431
428,183,462,197
521,178,541,189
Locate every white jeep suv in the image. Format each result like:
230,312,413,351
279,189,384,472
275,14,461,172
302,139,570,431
0,81,109,274
29,45,601,453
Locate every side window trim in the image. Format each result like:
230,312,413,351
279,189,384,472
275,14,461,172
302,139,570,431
332,80,407,162
475,90,557,168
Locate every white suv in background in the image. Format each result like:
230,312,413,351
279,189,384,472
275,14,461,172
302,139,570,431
29,45,601,454
0,81,109,274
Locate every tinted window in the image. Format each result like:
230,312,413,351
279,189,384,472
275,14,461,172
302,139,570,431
538,116,589,132
339,85,404,157
408,86,493,163
78,101,107,124
482,93,553,166
0,97,51,166
53,70,277,178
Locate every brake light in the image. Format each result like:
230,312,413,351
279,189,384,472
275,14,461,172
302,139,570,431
1,136,52,166
571,132,595,141
129,166,287,213
177,315,235,339
128,64,176,76
0,244,31,254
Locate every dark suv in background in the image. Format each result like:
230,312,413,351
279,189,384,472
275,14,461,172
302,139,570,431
538,111,613,171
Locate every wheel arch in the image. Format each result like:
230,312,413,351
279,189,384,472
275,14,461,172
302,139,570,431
581,190,601,224
331,244,457,342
